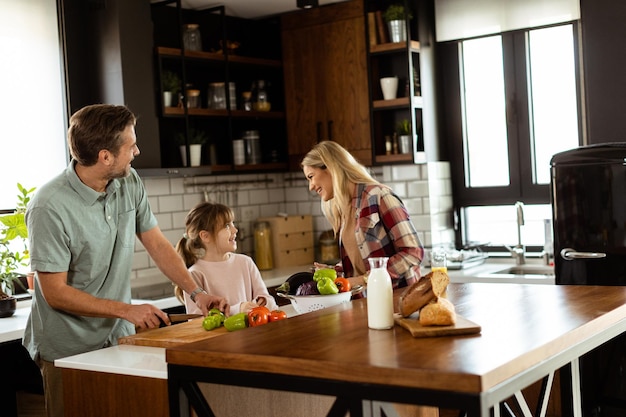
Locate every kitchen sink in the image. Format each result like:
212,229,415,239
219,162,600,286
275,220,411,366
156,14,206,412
489,264,555,278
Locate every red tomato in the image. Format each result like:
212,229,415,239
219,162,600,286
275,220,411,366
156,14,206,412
334,277,352,293
269,309,287,322
247,306,270,327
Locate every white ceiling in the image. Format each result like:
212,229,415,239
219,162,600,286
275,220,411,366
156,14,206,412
157,0,348,20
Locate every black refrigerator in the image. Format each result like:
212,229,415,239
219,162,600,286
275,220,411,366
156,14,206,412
551,143,626,417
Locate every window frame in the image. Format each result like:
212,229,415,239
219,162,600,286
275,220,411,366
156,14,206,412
439,22,584,246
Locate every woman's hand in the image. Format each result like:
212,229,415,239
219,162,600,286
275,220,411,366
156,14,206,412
348,275,367,287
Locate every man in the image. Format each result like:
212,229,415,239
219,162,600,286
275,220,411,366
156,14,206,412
23,104,228,417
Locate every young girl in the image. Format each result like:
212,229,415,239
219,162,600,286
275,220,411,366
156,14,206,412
175,202,277,316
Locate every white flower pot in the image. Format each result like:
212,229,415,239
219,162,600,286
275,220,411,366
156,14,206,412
180,144,203,167
163,91,173,107
380,77,398,100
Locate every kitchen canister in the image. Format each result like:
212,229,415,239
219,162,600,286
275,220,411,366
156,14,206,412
228,82,237,109
319,230,339,264
186,89,201,108
254,221,273,270
232,139,245,165
367,257,394,330
182,24,202,51
243,130,262,164
208,82,226,109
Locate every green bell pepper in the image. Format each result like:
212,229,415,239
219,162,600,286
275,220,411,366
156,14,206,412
313,268,337,282
224,312,249,331
202,314,222,331
317,277,339,295
208,308,226,324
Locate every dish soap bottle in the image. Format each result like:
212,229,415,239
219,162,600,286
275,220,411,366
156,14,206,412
367,257,394,330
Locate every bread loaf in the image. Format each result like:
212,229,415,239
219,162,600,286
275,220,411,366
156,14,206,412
419,297,456,326
397,271,450,317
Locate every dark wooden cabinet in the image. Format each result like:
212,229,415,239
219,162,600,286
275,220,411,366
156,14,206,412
282,0,372,169
147,3,288,176
365,0,433,165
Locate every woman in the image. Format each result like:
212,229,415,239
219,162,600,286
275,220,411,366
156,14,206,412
302,141,424,290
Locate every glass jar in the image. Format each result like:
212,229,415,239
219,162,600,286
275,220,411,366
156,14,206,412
254,221,273,270
183,24,202,51
208,82,226,109
319,230,339,263
186,89,201,108
243,130,261,164
252,80,271,111
242,91,252,111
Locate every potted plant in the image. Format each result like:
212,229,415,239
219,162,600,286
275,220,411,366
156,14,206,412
383,3,413,43
396,119,412,154
0,184,36,317
176,128,208,167
162,70,182,107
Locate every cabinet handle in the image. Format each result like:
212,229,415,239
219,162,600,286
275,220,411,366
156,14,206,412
327,120,333,141
317,122,323,142
560,247,606,260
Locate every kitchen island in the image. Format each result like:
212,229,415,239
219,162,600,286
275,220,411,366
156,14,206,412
165,282,626,417
46,260,556,416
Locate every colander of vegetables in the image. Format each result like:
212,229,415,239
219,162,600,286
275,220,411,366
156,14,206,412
276,270,363,314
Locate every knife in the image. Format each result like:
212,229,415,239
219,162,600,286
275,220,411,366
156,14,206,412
167,313,203,323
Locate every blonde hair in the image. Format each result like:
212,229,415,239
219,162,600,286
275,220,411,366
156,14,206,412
301,141,378,234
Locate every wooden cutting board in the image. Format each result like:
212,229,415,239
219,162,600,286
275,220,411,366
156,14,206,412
118,318,229,348
394,314,481,338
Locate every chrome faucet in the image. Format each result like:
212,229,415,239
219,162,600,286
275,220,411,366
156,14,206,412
505,201,526,265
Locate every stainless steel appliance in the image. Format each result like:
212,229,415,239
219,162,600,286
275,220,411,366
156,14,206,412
551,143,626,416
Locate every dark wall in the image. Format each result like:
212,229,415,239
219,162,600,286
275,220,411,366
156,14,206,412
581,0,626,143
62,0,160,169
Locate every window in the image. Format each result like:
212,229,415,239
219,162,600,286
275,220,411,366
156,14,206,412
441,23,582,247
0,0,68,210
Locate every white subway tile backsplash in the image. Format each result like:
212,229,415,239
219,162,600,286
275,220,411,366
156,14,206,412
268,188,285,203
163,228,184,246
249,188,270,204
286,186,312,202
143,177,171,195
182,193,204,210
411,213,432,231
158,195,184,212
403,198,424,215
390,165,421,181
388,182,407,197
171,211,187,230
407,181,429,197
132,162,456,280
154,212,172,230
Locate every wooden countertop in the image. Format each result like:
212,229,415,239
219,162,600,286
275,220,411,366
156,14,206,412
166,283,626,395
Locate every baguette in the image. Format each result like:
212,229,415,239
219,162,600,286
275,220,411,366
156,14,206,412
397,271,450,317
419,297,456,326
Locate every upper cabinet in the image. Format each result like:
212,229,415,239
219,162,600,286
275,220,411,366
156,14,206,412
148,2,288,176
365,0,438,164
282,0,372,169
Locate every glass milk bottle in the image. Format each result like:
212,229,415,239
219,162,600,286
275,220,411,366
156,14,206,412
367,257,394,330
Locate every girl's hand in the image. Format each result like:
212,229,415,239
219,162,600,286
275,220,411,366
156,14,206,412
240,301,261,313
